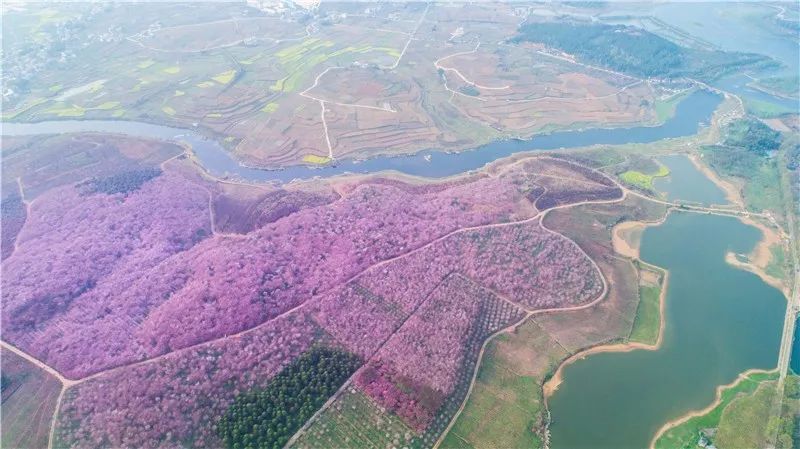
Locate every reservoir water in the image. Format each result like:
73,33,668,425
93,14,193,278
547,212,786,448
653,154,728,206
1,90,720,183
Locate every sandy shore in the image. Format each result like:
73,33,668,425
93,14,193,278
687,154,788,296
687,153,743,208
543,269,669,398
612,221,647,260
725,252,788,297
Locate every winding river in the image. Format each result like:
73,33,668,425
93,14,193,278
1,89,720,183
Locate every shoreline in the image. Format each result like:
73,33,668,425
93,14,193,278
542,199,784,447
687,154,788,297
648,368,777,448
686,153,743,208
724,252,788,298
542,262,670,399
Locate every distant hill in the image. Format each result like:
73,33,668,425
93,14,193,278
512,21,774,80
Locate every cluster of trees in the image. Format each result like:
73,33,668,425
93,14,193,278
3,172,529,377
2,172,212,377
497,156,622,211
311,283,403,358
355,275,525,437
79,168,162,195
1,194,26,260
513,22,770,80
216,347,361,449
455,221,602,309
3,152,610,382
724,118,782,156
55,312,318,449
214,188,339,234
368,275,480,396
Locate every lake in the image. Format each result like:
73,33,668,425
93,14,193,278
653,154,728,206
547,213,786,448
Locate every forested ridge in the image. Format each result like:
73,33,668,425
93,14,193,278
513,22,771,80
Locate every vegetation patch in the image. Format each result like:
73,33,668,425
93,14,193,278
628,278,662,345
44,103,86,117
715,380,777,449
289,388,413,449
653,371,778,449
654,89,691,122
262,102,279,113
216,347,361,449
80,168,162,195
137,59,155,69
619,163,669,190
512,22,770,80
162,66,181,74
765,244,787,280
458,85,480,97
724,119,782,155
753,75,799,99
212,69,237,85
440,319,567,449
302,154,331,165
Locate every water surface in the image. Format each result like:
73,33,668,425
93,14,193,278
548,212,785,449
653,154,728,206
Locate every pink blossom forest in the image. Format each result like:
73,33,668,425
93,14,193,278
1,135,622,448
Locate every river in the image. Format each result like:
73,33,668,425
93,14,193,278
0,89,720,183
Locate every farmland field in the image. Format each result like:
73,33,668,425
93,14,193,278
1,349,63,449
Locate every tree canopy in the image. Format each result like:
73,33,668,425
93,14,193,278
216,347,361,449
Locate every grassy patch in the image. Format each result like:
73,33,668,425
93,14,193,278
629,283,661,345
44,103,86,117
744,98,794,119
162,66,181,74
212,69,236,85
137,59,155,69
700,144,784,218
620,163,669,190
302,154,331,165
654,90,692,122
440,319,568,449
2,98,48,119
196,81,214,88
174,90,185,97
161,106,176,116
715,381,777,449
765,244,787,280
262,102,279,113
654,371,778,449
93,101,119,110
